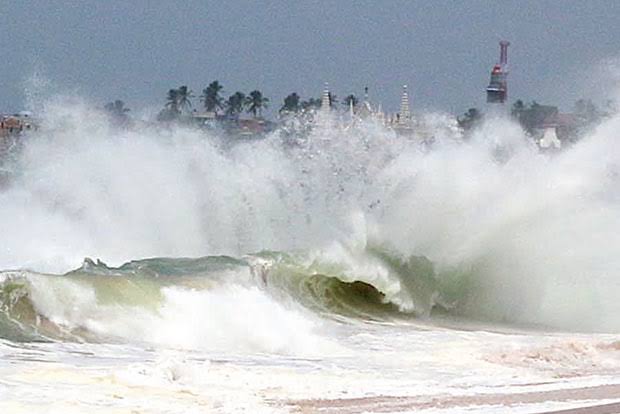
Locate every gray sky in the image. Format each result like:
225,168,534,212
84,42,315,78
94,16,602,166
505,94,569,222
1,0,619,115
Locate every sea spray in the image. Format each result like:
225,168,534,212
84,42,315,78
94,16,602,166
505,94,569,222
0,266,338,355
0,98,619,333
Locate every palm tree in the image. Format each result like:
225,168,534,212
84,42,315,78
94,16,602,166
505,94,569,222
225,92,246,116
328,92,338,107
511,99,524,114
574,99,599,123
245,90,269,118
176,85,194,113
165,88,180,113
200,81,224,113
457,108,483,131
280,93,300,113
342,94,358,109
160,87,191,121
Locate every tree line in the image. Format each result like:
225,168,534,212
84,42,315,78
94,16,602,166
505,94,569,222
156,81,269,121
278,92,358,113
155,83,360,121
457,98,617,141
106,84,614,140
104,81,365,125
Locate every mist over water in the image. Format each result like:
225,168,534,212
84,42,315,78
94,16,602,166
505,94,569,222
1,96,620,335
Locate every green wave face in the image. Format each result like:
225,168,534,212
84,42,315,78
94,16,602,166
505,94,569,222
0,249,466,343
0,275,43,342
6,243,605,344
0,256,250,342
259,248,452,322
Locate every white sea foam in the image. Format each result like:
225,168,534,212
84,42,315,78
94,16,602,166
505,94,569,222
24,273,333,355
0,94,619,332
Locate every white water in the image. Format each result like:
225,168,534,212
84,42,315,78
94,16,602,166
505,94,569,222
2,322,620,413
20,271,332,355
3,99,620,330
1,97,620,412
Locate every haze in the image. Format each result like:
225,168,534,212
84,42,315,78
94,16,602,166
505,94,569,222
1,0,619,114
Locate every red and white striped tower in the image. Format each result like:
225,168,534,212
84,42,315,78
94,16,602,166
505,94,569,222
486,41,510,104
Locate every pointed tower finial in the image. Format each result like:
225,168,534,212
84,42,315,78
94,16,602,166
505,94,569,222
399,84,411,125
321,82,331,114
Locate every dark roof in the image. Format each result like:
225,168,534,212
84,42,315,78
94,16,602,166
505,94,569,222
541,113,578,128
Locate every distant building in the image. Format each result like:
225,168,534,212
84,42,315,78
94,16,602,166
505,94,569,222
536,112,578,150
237,118,275,137
392,85,413,135
0,115,33,134
190,110,220,129
0,117,20,135
320,82,331,115
0,113,36,155
190,109,274,138
486,41,510,104
355,87,374,118
538,125,561,150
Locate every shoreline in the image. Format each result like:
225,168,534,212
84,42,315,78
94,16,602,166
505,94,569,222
286,383,620,413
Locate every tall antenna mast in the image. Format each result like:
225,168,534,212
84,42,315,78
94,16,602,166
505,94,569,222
500,40,509,66
486,41,510,104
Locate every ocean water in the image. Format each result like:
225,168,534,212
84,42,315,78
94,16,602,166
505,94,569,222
1,101,620,413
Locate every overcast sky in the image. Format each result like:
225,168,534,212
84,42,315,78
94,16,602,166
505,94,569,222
1,0,620,115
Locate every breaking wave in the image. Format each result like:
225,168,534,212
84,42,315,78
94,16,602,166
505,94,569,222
0,250,440,345
0,95,620,349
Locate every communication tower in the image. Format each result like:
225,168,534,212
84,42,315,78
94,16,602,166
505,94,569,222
486,41,510,104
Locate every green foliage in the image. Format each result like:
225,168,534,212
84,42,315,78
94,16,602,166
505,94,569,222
457,107,483,132
162,86,193,119
246,90,269,118
511,99,525,119
225,92,246,116
300,98,321,111
200,81,224,113
343,94,358,109
158,89,181,122
280,93,301,113
176,86,193,112
328,92,337,107
510,100,558,134
165,88,180,113
574,99,600,124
